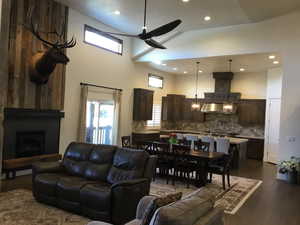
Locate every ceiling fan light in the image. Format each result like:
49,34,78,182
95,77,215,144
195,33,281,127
191,103,201,110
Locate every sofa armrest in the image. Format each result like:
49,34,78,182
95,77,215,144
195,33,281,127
136,196,157,220
144,155,158,181
111,178,150,225
32,161,64,179
195,206,225,225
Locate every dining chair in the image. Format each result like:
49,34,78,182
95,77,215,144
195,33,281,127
153,142,172,184
201,136,215,152
185,134,199,150
172,144,196,188
208,138,233,190
194,140,210,152
121,136,131,148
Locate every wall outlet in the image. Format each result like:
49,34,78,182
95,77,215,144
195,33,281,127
287,136,296,142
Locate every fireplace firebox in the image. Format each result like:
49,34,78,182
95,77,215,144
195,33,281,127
16,131,45,158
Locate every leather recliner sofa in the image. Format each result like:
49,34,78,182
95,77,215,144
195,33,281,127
32,142,157,225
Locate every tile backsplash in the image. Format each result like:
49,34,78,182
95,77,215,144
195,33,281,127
133,113,264,138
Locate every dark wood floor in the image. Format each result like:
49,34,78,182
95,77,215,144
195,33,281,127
1,160,300,225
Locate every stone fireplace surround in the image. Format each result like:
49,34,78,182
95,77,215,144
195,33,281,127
2,108,64,161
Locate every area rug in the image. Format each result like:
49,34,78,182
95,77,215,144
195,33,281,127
150,175,262,215
0,189,91,225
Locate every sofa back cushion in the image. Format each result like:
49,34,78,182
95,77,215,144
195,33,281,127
150,188,215,225
62,142,94,176
107,148,149,184
84,145,117,181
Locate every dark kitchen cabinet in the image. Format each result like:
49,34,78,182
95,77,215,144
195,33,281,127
133,88,154,121
238,100,266,126
161,94,185,121
246,138,265,160
183,98,205,122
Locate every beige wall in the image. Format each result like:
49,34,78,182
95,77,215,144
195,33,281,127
174,71,267,99
59,9,175,153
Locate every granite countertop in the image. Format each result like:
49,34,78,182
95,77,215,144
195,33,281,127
132,130,160,134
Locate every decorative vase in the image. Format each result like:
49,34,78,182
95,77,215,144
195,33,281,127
287,170,298,184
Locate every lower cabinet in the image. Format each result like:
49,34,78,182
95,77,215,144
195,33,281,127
132,132,160,145
246,138,265,160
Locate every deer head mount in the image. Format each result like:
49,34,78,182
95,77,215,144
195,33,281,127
25,7,76,85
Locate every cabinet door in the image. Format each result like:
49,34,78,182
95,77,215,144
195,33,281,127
133,89,154,121
238,100,266,125
161,97,168,121
167,95,185,121
145,90,154,120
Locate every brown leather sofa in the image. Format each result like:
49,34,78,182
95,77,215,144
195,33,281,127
32,142,157,225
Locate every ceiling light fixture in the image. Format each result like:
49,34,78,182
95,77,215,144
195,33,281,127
173,68,177,71
182,0,190,2
114,10,121,15
153,60,161,65
204,16,211,21
192,62,201,111
240,68,245,72
273,61,279,64
199,70,203,73
184,71,188,74
162,63,167,66
269,55,276,59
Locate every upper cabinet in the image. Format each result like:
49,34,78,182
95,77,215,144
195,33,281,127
183,98,205,122
133,88,154,121
238,99,266,126
161,94,185,121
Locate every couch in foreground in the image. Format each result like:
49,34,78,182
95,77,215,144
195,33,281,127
126,188,224,225
32,142,157,225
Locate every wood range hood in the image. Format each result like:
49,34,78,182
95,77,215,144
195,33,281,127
201,72,241,114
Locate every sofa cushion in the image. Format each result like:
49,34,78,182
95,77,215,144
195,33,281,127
62,142,94,176
107,148,149,184
141,192,182,225
80,182,112,212
56,176,96,202
84,145,117,181
34,173,69,197
150,189,215,225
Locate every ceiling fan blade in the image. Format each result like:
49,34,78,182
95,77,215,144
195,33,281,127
140,19,182,40
101,31,138,38
145,39,166,49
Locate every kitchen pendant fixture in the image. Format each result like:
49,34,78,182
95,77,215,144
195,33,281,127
191,62,201,111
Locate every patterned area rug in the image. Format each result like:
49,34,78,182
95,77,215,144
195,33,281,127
0,190,91,225
150,175,262,215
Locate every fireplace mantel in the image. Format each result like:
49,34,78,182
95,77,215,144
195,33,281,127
4,108,64,119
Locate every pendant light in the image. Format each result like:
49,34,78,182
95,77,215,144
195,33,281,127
191,62,201,111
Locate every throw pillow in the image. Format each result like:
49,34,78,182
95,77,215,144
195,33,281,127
141,192,182,225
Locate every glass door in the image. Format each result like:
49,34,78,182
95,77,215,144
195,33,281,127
86,100,115,145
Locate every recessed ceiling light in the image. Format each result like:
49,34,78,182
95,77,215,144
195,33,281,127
198,70,203,73
162,63,167,66
240,68,245,72
173,68,177,71
269,55,276,59
273,61,279,64
153,60,161,65
114,10,120,15
204,16,211,21
184,71,188,74
182,0,190,2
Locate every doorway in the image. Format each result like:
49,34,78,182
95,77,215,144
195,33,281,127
265,98,281,164
86,100,115,145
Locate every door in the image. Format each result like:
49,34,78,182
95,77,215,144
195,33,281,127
86,100,115,145
266,99,281,164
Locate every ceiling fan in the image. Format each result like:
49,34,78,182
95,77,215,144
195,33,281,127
102,0,182,49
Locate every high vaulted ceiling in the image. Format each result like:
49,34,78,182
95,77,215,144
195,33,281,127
58,0,300,34
143,53,282,75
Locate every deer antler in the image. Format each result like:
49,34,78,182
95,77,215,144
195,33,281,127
25,7,76,49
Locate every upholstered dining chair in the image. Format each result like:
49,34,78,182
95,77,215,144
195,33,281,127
201,136,215,152
194,140,210,152
208,138,233,190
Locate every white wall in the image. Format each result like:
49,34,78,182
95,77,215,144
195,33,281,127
135,10,300,162
60,9,176,153
174,71,267,99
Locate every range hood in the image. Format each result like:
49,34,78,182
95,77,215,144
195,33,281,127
201,72,241,114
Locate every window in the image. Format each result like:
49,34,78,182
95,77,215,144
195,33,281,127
84,25,123,55
148,74,163,89
147,103,161,127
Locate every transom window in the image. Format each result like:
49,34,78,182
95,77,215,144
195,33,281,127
84,25,123,55
148,74,163,89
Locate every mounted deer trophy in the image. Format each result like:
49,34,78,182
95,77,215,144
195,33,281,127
25,8,76,85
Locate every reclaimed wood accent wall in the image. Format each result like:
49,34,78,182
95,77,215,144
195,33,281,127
7,0,68,110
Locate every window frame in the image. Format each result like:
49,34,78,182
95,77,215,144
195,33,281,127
84,24,123,55
148,74,164,89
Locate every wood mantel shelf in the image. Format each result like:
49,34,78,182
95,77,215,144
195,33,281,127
2,154,62,179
